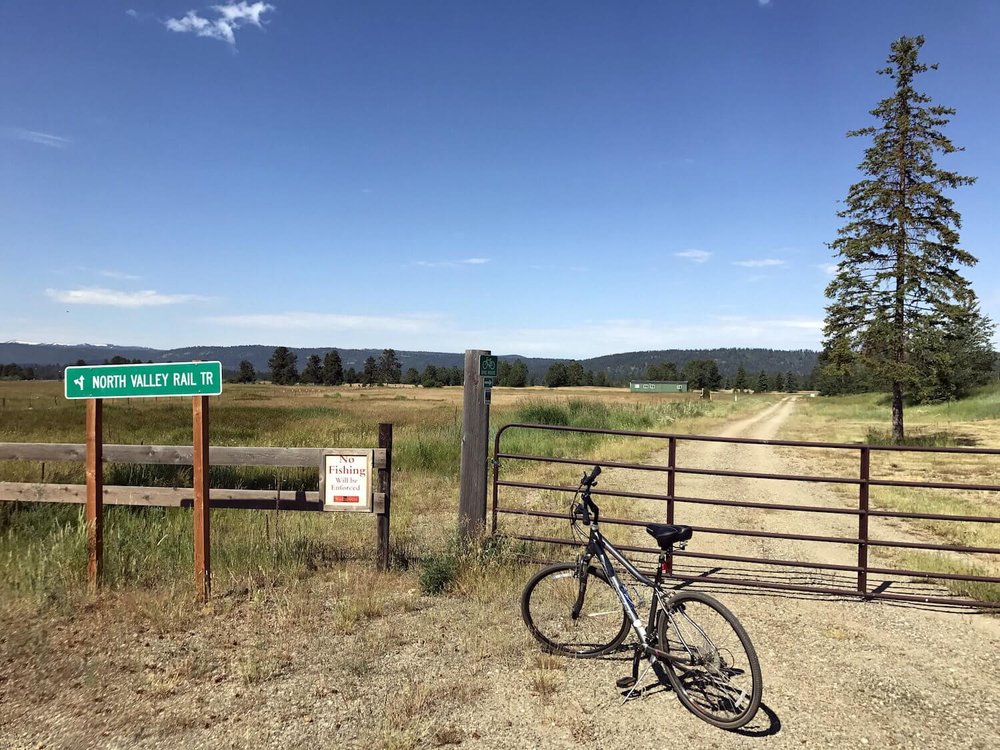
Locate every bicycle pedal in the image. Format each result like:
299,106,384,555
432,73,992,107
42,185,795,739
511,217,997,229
615,675,637,689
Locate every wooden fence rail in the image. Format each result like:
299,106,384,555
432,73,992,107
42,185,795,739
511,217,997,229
0,432,393,596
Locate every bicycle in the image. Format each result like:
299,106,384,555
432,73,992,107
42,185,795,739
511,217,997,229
520,465,763,730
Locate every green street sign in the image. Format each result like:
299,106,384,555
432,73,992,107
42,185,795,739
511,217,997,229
479,355,498,378
65,362,223,400
483,376,494,389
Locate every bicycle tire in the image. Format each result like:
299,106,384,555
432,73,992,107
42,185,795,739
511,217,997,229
521,562,631,657
657,590,762,730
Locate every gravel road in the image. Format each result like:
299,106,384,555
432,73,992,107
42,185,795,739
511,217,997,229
3,397,998,749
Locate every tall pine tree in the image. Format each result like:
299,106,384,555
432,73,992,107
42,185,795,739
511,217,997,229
322,350,344,386
824,36,990,443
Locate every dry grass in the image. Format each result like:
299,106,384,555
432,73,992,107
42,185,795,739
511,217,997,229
782,391,1000,601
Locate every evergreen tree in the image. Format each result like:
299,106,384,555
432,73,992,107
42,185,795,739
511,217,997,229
301,354,323,384
322,350,344,386
268,346,299,385
682,359,722,390
508,360,529,387
647,361,679,381
403,367,420,385
756,370,769,393
236,360,257,383
361,356,379,386
544,363,570,387
567,361,586,386
733,365,749,392
378,348,402,384
824,36,989,442
771,372,785,392
344,367,358,384
420,365,440,388
785,371,799,393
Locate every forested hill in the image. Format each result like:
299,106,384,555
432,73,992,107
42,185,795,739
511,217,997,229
585,348,819,381
1,342,818,381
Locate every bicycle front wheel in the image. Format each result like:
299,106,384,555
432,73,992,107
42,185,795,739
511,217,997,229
657,591,762,730
521,562,631,657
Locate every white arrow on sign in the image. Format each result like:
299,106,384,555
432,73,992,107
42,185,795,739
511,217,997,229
74,376,85,390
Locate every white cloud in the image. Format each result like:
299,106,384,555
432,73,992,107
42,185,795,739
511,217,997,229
207,312,442,333
675,249,712,263
733,258,785,268
413,258,490,269
46,287,209,308
205,311,823,356
164,2,274,46
100,270,143,281
6,128,71,148
818,263,839,275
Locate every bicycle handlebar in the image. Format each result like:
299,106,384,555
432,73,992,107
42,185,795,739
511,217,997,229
575,465,602,525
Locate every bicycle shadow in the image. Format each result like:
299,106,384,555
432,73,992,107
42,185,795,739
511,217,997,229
620,666,782,737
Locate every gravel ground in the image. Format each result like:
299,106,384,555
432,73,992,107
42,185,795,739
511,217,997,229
2,397,998,749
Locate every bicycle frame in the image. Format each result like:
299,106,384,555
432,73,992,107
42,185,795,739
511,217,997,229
576,519,679,664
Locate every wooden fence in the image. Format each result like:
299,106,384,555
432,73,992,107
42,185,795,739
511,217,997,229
0,424,393,598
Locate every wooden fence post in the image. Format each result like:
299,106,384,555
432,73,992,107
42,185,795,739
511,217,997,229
86,398,103,594
193,396,211,602
377,423,392,570
458,349,490,540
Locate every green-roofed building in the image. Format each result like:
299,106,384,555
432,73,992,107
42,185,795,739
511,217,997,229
629,380,688,393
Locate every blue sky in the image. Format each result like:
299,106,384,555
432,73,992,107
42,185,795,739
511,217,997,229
2,1,999,358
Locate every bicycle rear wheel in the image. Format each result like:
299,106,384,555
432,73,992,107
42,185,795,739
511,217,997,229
521,562,631,657
657,591,762,729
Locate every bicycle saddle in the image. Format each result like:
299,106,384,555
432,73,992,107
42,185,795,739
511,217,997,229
645,523,693,549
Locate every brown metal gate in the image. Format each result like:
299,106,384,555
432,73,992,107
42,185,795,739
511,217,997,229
492,423,1000,609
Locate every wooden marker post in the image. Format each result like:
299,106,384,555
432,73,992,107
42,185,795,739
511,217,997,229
193,396,211,602
85,398,104,593
377,422,393,570
458,349,492,539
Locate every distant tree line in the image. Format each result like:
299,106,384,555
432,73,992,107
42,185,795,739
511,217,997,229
241,347,473,388
536,357,812,392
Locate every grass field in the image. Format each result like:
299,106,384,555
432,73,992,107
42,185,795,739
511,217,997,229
0,380,759,608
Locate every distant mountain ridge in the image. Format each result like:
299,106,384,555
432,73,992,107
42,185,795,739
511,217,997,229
1,342,819,380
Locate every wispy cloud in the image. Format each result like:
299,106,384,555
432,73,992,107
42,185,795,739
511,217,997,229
100,270,142,281
733,258,785,268
207,312,442,333
205,311,823,355
818,263,839,275
5,128,71,149
413,258,490,269
46,287,210,308
675,249,712,263
164,2,274,46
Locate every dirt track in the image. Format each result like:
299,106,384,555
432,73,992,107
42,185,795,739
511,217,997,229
2,397,999,748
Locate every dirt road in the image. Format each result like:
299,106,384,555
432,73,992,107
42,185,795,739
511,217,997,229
2,397,998,749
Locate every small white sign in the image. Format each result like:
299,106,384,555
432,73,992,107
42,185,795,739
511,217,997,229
322,451,373,512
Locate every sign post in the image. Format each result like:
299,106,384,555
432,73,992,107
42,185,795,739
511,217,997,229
459,350,492,539
65,361,222,600
85,399,103,594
